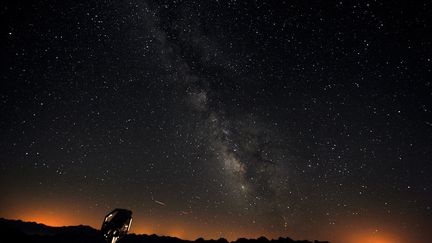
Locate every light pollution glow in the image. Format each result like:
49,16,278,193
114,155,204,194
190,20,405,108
0,197,419,243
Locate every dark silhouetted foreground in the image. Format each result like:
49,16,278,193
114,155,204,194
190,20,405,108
0,218,330,243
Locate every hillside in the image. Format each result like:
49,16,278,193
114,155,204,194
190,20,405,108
0,218,329,243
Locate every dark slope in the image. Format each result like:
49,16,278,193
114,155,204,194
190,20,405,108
0,218,330,243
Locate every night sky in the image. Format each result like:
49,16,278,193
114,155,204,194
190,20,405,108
1,1,431,243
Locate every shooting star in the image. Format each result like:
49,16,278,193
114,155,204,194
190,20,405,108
179,210,190,215
154,200,166,206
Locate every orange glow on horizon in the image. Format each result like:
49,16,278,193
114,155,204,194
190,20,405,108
16,212,74,227
3,207,90,228
2,212,410,243
343,229,402,243
1,196,416,243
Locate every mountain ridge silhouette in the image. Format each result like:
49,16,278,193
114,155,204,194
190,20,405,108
0,218,330,243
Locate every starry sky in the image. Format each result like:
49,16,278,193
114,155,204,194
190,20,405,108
1,1,431,243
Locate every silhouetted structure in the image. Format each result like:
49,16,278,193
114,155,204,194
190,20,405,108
101,209,133,243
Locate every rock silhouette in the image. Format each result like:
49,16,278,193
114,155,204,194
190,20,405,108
0,218,330,243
